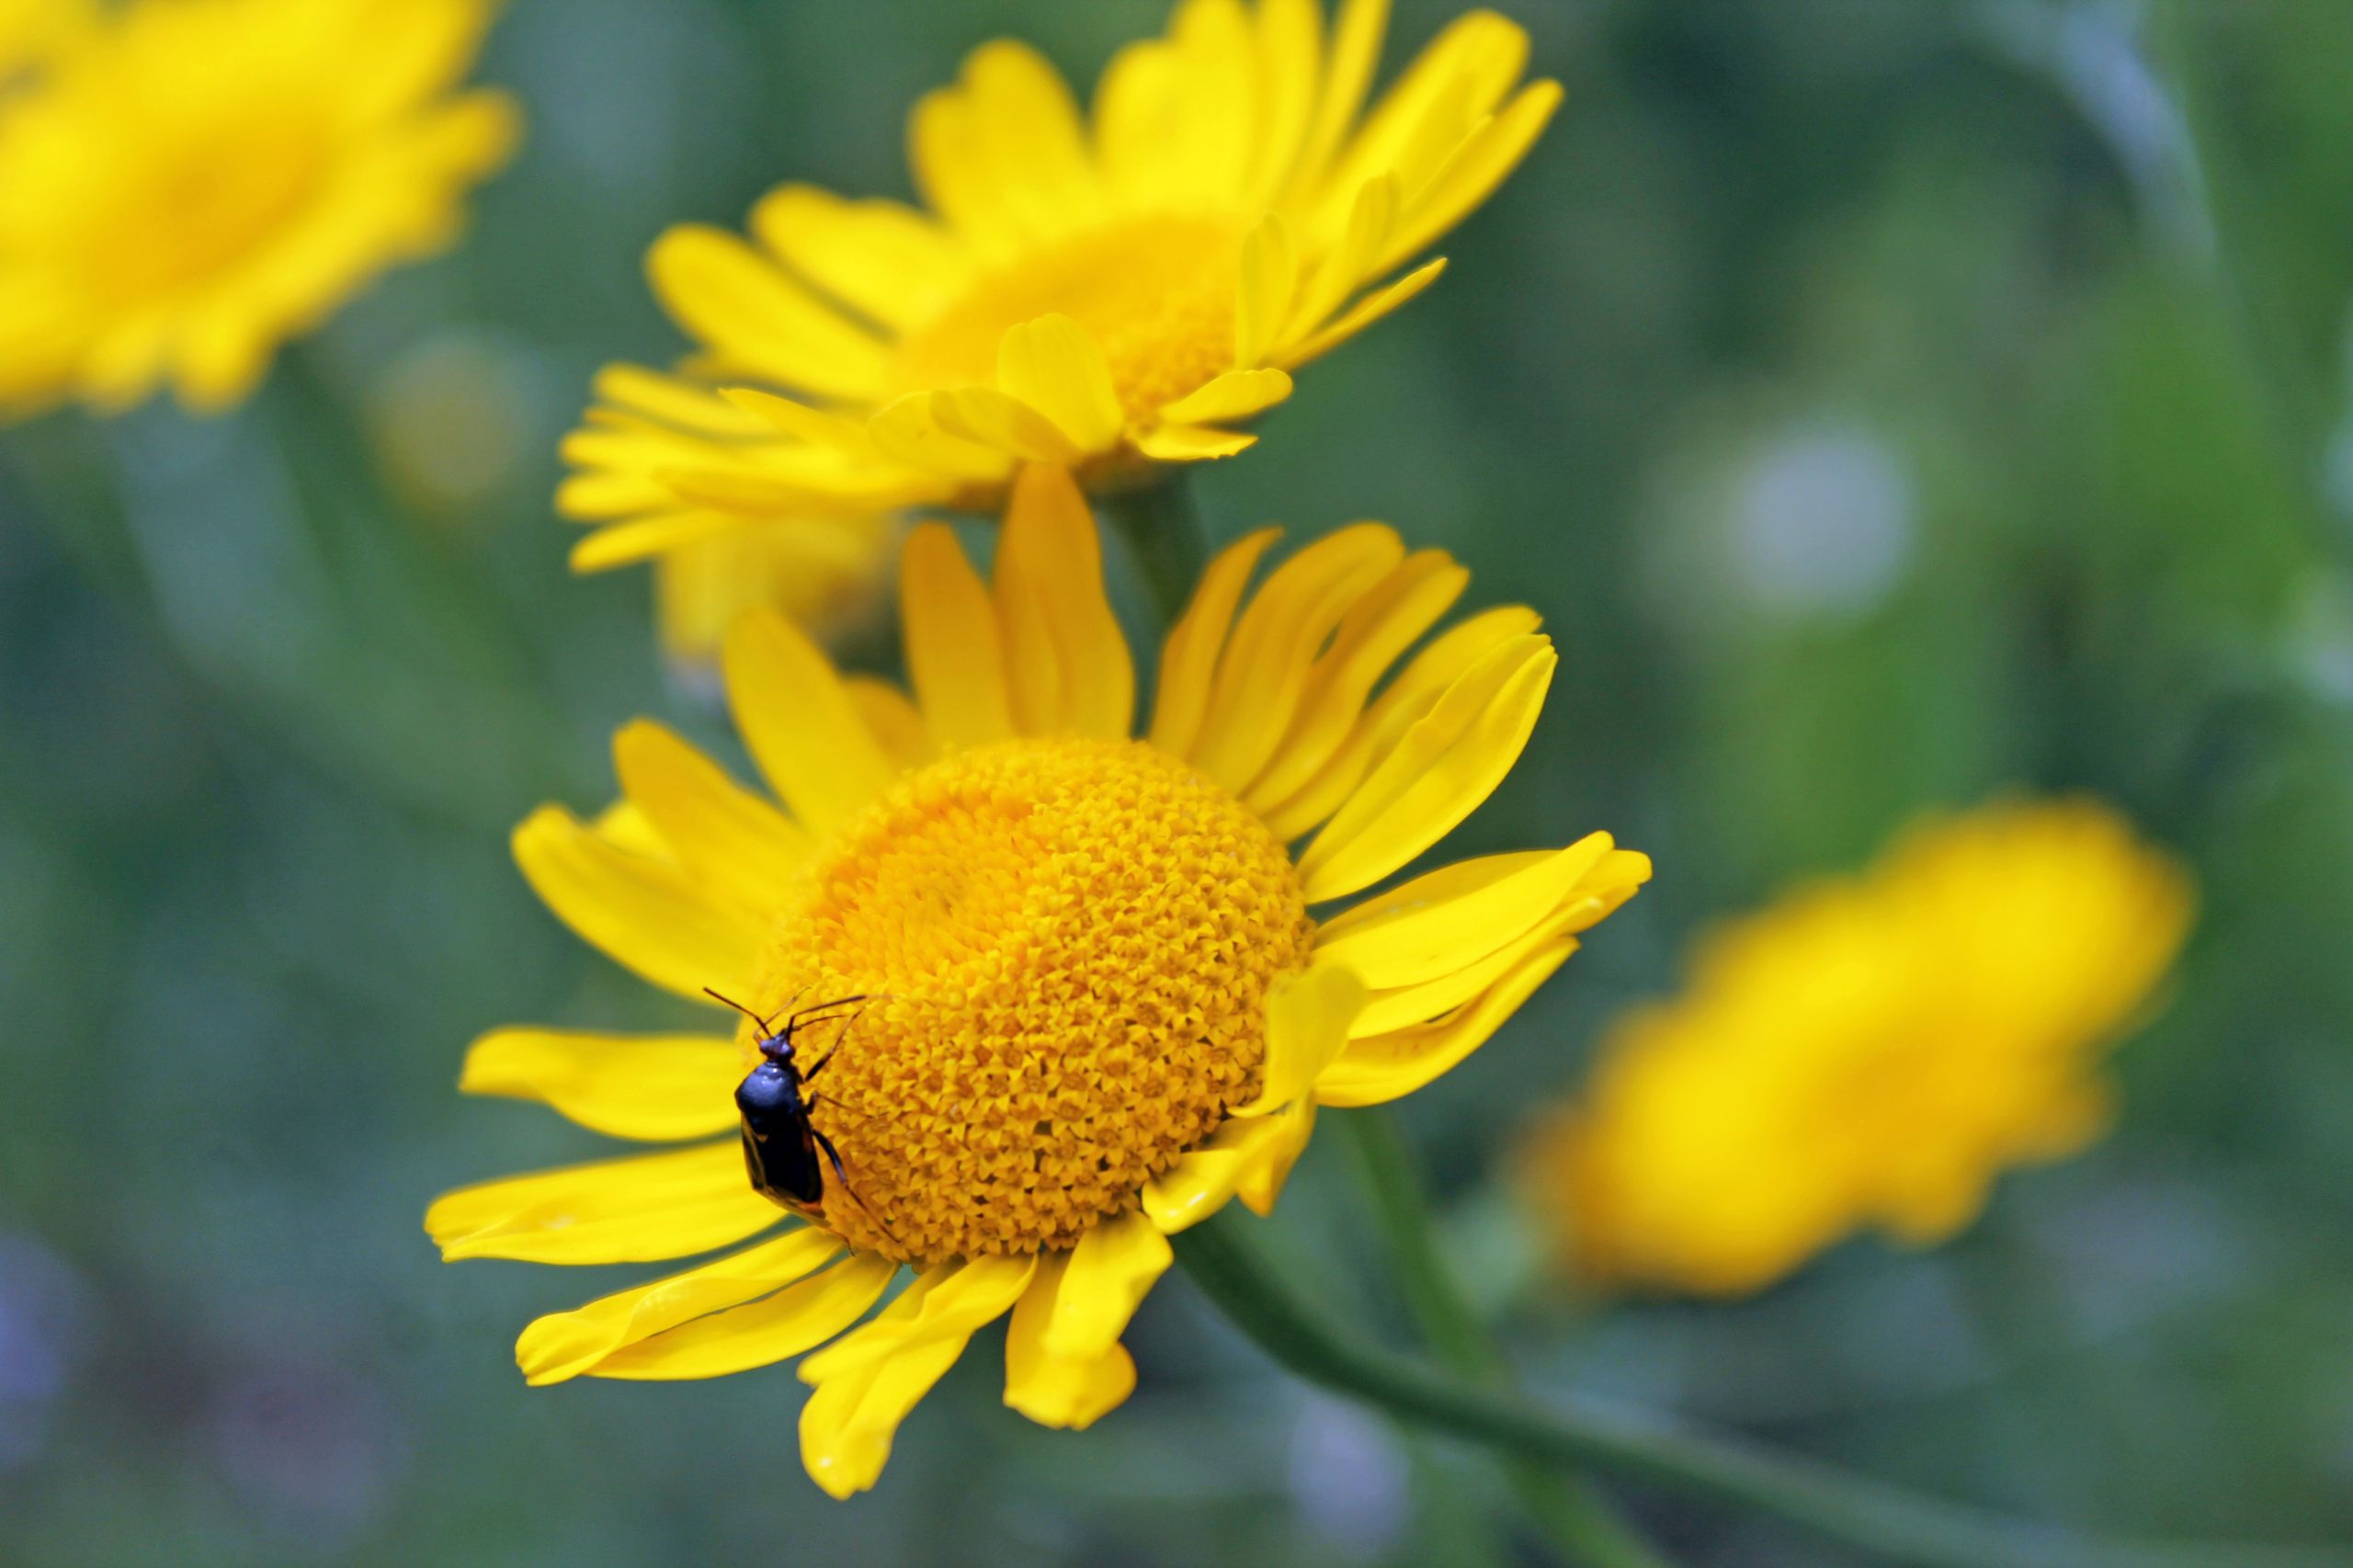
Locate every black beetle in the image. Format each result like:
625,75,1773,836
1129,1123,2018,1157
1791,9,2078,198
705,987,885,1230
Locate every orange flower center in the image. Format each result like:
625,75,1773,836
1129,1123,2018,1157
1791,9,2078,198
891,214,1245,424
744,736,1312,1263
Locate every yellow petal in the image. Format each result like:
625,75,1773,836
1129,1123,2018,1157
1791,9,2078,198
1380,80,1563,274
1142,1098,1315,1232
914,41,1102,256
995,465,1135,740
1231,961,1367,1116
593,365,771,437
868,392,1017,483
591,1253,899,1381
1296,634,1555,903
1348,905,1586,1038
426,1142,781,1265
1004,1253,1140,1430
1255,605,1542,841
1154,0,1259,207
1279,256,1448,369
909,86,1017,259
646,226,888,401
845,677,931,771
926,385,1083,464
459,1027,744,1142
1159,367,1294,425
1231,214,1299,368
749,185,968,331
1321,10,1529,207
1242,0,1321,206
1312,834,1617,988
566,512,740,573
797,1255,1039,1384
960,40,1105,233
1093,40,1190,206
511,805,764,1002
797,1256,1038,1498
1131,423,1257,461
1290,0,1389,194
1187,523,1404,791
612,719,812,909
715,386,876,454
1147,528,1281,759
1235,1097,1319,1215
1313,940,1573,1107
516,1229,845,1384
722,609,899,836
1242,550,1465,812
1282,172,1398,346
1042,1210,1173,1362
901,522,1017,749
1006,1322,1134,1430
593,800,666,858
1313,846,1544,940
996,314,1124,454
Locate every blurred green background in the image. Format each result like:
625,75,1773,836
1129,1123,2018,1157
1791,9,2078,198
6,0,2353,1562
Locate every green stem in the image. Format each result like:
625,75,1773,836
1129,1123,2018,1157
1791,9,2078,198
1338,1110,1675,1568
1175,1209,2350,1568
1100,473,1211,629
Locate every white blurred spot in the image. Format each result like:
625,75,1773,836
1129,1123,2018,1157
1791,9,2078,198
2284,573,2353,707
0,1232,92,1471
1288,1392,1410,1561
1723,423,1916,621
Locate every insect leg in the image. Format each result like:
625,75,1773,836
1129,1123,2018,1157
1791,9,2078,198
801,1003,876,1082
811,1126,895,1243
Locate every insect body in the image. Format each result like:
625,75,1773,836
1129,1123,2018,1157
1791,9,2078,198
706,989,875,1217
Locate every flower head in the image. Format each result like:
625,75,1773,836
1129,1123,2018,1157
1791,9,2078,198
1522,801,2193,1298
429,465,1646,1496
0,0,519,418
558,0,1560,575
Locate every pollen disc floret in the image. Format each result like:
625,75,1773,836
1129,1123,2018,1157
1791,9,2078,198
751,736,1313,1264
892,215,1246,432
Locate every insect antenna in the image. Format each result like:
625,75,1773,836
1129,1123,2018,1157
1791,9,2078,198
702,987,778,1035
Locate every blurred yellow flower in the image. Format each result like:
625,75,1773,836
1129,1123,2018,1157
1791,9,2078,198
0,0,88,80
1524,800,2193,1298
653,514,899,672
430,465,1646,1497
559,0,1560,575
0,0,519,419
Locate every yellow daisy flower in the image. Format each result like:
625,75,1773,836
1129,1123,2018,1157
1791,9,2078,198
0,0,519,419
558,0,1561,574
1522,800,2194,1299
429,465,1647,1497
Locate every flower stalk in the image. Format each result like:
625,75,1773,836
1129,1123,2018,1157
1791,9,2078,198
1173,1207,2345,1568
1101,473,1212,630
1337,1108,1674,1568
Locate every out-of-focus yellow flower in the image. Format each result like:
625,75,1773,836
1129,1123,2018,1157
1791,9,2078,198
1524,800,2193,1298
0,0,89,81
0,0,519,420
559,0,1560,576
430,465,1647,1497
653,515,899,672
